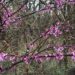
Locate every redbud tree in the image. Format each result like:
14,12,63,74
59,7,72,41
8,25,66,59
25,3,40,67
0,0,75,75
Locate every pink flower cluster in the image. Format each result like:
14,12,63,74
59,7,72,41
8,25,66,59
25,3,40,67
49,25,62,37
2,8,17,28
55,0,64,5
55,0,65,8
54,52,64,60
68,45,75,61
41,23,62,38
27,43,37,50
68,0,75,4
54,46,64,52
22,44,75,64
0,52,7,61
23,51,75,64
0,0,4,3
0,50,75,64
23,56,29,64
23,53,64,64
71,51,75,61
0,52,16,62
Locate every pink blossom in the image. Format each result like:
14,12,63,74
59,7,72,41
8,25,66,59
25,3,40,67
56,21,61,25
0,0,4,3
0,52,7,61
55,0,65,7
45,54,51,61
55,0,63,5
38,58,44,62
41,24,62,38
34,55,44,63
54,46,64,52
2,7,17,28
55,52,64,60
23,56,29,64
27,43,36,50
68,0,75,4
9,56,16,61
21,5,27,12
71,51,75,61
34,55,39,62
51,25,62,37
48,25,62,37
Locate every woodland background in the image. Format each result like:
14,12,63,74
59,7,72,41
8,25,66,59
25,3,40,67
0,0,75,75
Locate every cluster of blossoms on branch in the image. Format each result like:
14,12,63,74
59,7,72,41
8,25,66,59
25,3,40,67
41,22,62,38
0,44,75,64
23,45,75,64
55,0,65,8
55,0,75,7
2,7,18,28
0,1,23,29
0,52,16,62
